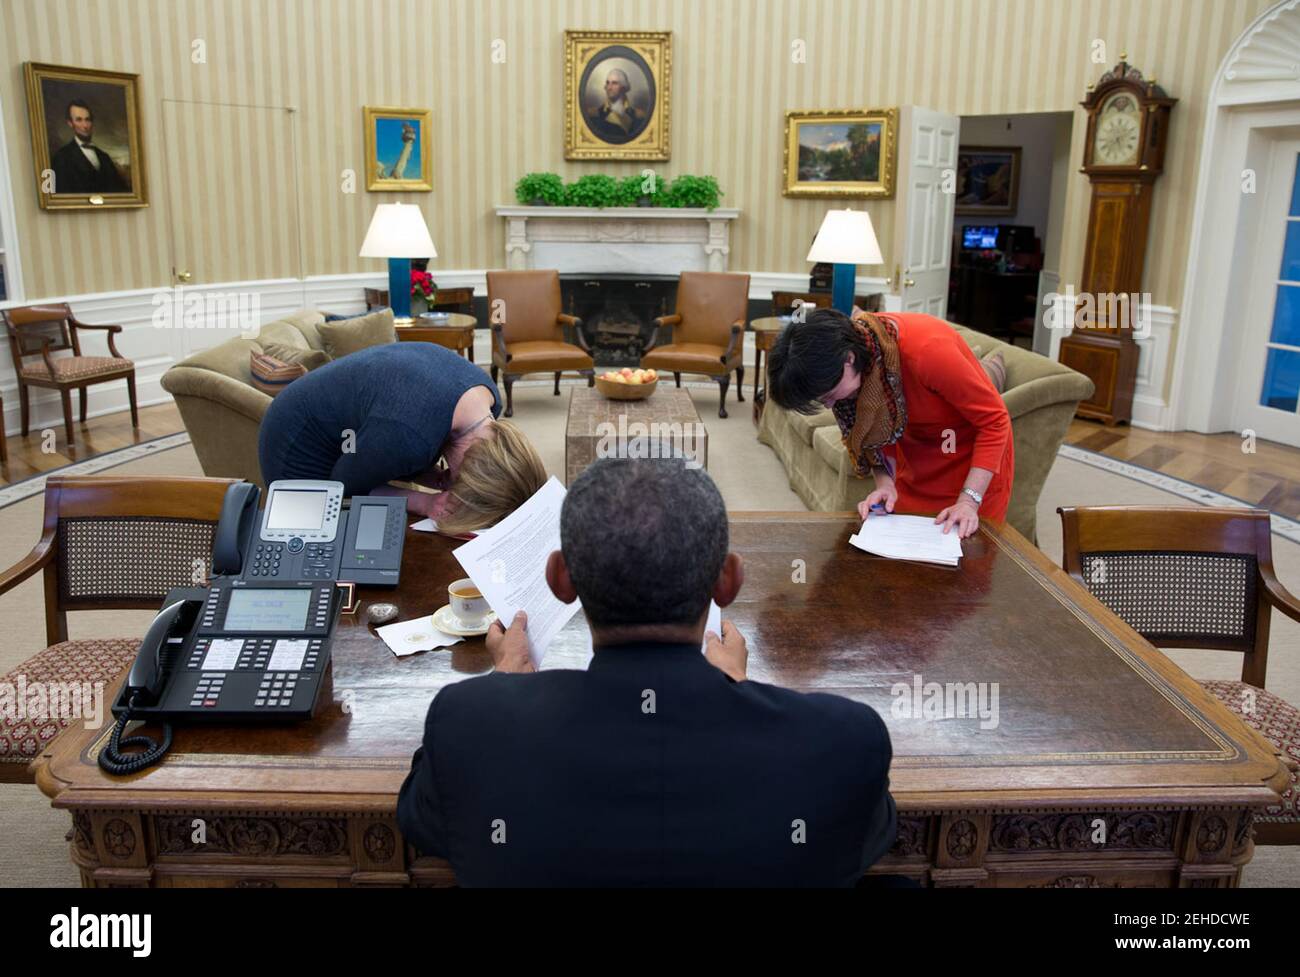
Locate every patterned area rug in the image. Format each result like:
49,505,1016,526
0,433,193,511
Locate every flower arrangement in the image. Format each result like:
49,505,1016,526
411,269,436,304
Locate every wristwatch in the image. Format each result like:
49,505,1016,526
960,487,983,508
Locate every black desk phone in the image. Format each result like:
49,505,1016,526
100,480,404,775
244,479,406,586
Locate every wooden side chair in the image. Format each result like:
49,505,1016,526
1,303,137,447
642,271,750,418
486,270,594,417
0,474,236,782
1058,505,1300,845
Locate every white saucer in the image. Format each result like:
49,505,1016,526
432,603,496,637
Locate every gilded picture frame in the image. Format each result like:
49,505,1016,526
24,61,148,211
565,30,671,161
955,146,1022,216
783,108,897,199
364,106,434,192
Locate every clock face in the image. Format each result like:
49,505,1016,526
1093,92,1142,166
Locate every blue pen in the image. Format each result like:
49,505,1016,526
869,503,889,516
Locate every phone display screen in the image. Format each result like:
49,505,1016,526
266,489,328,531
223,589,312,631
354,504,388,550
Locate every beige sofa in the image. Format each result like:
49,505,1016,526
756,320,1094,541
160,310,332,487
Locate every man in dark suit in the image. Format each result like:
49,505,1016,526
50,99,127,194
397,455,897,886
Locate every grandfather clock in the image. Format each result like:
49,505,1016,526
1059,57,1176,425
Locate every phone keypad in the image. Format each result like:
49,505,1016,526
249,543,285,577
255,672,300,709
190,672,226,708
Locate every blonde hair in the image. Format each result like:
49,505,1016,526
435,419,547,535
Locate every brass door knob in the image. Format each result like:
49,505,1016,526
903,278,916,287
176,269,193,283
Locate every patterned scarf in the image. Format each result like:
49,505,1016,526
835,312,908,475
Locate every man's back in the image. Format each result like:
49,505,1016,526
397,642,896,887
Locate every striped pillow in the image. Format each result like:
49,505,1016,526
250,350,307,396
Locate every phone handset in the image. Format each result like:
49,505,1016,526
99,598,202,775
213,482,261,577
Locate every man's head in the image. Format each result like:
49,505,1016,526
547,456,742,644
603,68,631,103
65,100,94,141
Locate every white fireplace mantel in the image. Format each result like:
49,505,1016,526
495,206,741,275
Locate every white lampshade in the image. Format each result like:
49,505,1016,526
807,208,883,265
359,203,437,259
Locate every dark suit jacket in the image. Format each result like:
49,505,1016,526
397,641,896,887
51,140,127,194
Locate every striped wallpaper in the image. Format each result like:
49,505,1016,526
0,0,1275,310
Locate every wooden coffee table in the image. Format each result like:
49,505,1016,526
33,515,1287,888
564,386,708,485
750,317,787,402
395,312,477,362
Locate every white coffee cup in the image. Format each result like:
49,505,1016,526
448,577,489,629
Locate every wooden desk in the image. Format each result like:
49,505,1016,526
394,313,477,362
34,515,1286,888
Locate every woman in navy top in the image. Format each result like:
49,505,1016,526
259,342,546,532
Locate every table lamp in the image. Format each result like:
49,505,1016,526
359,203,437,325
807,208,883,315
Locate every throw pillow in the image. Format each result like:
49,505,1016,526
259,341,331,371
250,350,307,396
316,308,396,358
973,348,1007,393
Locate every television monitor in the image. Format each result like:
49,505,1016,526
962,225,999,249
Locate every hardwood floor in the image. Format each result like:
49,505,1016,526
3,403,1298,521
0,402,183,485
1064,419,1300,521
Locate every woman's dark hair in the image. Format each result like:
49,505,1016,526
766,307,870,414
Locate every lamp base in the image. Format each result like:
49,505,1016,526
387,257,412,321
831,263,856,315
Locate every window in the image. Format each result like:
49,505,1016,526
1260,152,1300,413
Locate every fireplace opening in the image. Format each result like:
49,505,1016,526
560,274,679,369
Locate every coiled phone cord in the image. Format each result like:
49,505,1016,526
97,693,173,775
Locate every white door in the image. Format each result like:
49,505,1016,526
889,106,960,317
1233,138,1300,448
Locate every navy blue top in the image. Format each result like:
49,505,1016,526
258,343,501,496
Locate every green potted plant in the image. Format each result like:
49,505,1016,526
514,172,566,206
564,173,622,208
663,174,722,209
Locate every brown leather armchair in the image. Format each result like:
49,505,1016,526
642,271,750,418
486,270,595,416
2,303,137,447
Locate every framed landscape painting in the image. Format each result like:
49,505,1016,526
24,61,147,210
783,108,897,198
955,146,1021,216
565,30,672,161
364,106,433,192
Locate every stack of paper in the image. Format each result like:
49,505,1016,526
848,514,963,566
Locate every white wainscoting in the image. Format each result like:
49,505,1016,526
1046,296,1178,430
0,271,891,438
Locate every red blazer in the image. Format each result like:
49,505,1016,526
876,314,1014,521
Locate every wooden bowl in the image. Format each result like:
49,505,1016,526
594,375,658,400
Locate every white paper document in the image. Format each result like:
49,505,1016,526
453,476,580,666
377,617,464,657
702,600,722,654
849,514,963,566
410,518,438,533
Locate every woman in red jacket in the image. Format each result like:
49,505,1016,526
767,307,1013,539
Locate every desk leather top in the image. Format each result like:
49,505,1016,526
39,514,1285,812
